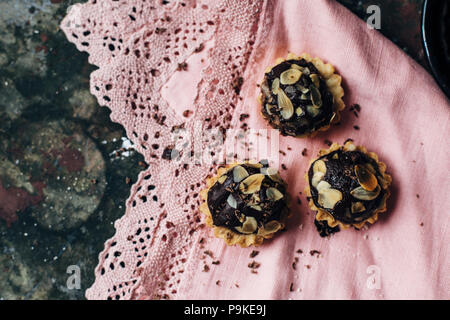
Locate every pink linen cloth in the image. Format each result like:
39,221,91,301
62,0,449,299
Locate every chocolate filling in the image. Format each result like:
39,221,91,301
308,149,386,224
260,59,335,136
207,163,288,234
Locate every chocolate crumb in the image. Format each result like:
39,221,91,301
194,43,205,53
301,148,308,156
292,257,299,270
416,194,420,199
281,164,287,170
249,250,259,258
235,283,240,288
162,147,175,160
420,222,424,227
248,261,261,269
344,138,354,145
239,113,250,121
324,139,332,147
296,197,302,205
250,269,258,274
314,218,340,237
182,110,193,118
353,125,360,130
310,250,321,257
155,27,167,34
212,260,220,265
305,265,311,269
177,62,188,71
216,280,221,286
203,264,210,272
296,249,303,254
204,250,214,258
289,283,294,292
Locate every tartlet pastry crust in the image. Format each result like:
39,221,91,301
200,162,290,247
258,52,345,138
304,141,392,230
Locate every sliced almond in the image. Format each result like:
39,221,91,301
262,220,282,234
233,165,249,183
300,93,309,100
271,78,280,95
265,104,276,115
250,205,262,211
310,85,322,108
302,67,310,75
311,172,325,188
318,188,342,209
307,105,321,117
266,187,284,201
217,175,227,184
290,64,303,71
235,216,258,234
310,74,320,88
245,161,263,168
296,84,309,94
261,80,271,97
313,160,327,174
277,89,294,120
316,180,331,192
355,164,378,191
239,174,265,194
263,167,283,184
295,107,304,117
226,194,237,209
351,201,366,214
280,68,302,85
350,185,380,201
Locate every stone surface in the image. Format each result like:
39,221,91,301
0,0,144,300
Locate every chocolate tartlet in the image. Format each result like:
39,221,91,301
200,161,290,247
259,53,345,137
305,141,392,231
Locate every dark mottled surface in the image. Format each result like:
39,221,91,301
0,0,424,299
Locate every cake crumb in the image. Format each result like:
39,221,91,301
309,250,321,257
248,261,261,269
301,148,308,156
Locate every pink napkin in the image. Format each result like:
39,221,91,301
62,0,449,300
